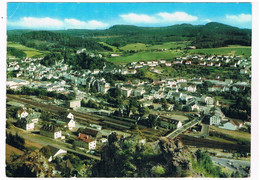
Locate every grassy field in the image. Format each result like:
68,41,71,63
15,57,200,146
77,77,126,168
187,45,251,58
107,44,251,64
7,42,48,58
120,41,190,51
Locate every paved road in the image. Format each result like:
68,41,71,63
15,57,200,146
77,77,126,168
211,156,250,177
166,117,201,139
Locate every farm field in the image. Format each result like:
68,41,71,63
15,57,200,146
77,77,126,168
7,42,48,58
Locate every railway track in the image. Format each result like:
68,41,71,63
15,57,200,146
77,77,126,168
7,94,135,130
179,135,250,152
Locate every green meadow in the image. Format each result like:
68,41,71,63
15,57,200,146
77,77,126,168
107,44,251,64
7,42,48,58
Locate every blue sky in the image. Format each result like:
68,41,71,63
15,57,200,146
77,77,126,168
7,2,252,30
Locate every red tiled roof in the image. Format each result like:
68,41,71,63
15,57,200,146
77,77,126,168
76,133,92,143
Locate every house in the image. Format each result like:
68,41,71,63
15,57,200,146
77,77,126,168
16,118,34,130
92,69,100,74
203,96,214,105
65,116,76,130
219,120,243,131
74,133,97,150
121,87,132,97
27,113,40,123
165,62,172,67
69,99,81,109
191,104,200,112
240,69,248,74
207,62,214,66
78,127,102,139
139,61,145,65
17,109,29,119
160,59,166,64
99,82,110,94
40,124,62,139
152,60,158,65
134,87,145,97
111,54,120,57
202,114,221,126
122,69,137,75
44,145,67,162
174,60,183,65
200,62,206,66
185,61,192,65
67,112,74,120
215,62,221,67
187,85,197,92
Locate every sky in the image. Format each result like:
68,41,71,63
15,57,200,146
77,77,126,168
7,2,252,30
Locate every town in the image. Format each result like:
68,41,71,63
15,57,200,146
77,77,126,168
6,51,251,177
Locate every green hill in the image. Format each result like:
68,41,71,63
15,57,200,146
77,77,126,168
7,22,251,51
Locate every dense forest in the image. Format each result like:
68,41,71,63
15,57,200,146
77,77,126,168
7,31,107,52
7,22,251,52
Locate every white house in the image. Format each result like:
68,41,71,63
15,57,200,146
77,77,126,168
121,87,132,97
40,124,62,139
17,118,34,131
69,99,81,109
67,112,74,120
202,114,222,126
204,96,214,105
17,109,29,119
134,87,145,97
191,104,200,112
75,133,97,150
45,146,67,162
187,85,197,92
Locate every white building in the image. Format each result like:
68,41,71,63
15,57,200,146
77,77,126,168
121,87,132,97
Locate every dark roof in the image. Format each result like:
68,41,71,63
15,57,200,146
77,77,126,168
78,127,100,137
18,117,33,124
40,124,60,132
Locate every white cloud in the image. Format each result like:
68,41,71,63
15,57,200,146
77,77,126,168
225,14,251,23
8,17,109,29
203,19,212,23
64,18,109,29
120,13,158,23
8,17,64,29
157,12,198,22
120,12,198,24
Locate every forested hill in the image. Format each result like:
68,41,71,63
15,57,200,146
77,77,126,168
7,30,107,52
7,22,251,50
